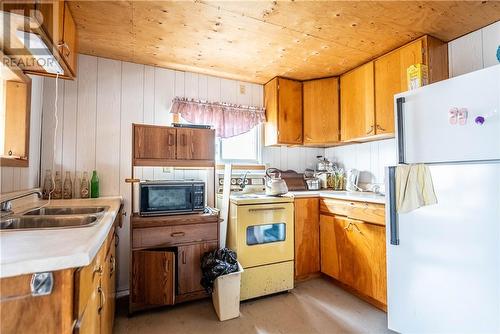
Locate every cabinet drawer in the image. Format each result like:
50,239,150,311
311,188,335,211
320,198,385,225
133,223,218,249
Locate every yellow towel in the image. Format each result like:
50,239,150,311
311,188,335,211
396,164,437,213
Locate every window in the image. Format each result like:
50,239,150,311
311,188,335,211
216,126,261,164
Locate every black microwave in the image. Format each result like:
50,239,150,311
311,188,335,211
139,180,205,216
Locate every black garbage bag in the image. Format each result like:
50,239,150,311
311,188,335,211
200,248,238,293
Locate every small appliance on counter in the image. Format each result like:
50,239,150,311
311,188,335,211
139,180,205,216
305,178,321,190
345,169,361,192
304,168,320,190
265,168,289,196
316,155,333,172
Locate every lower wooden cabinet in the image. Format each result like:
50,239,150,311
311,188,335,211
177,242,218,295
0,212,121,334
294,197,320,279
319,214,340,279
319,199,387,309
131,250,176,308
130,212,220,313
75,222,120,334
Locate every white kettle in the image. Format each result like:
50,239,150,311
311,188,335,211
265,168,288,196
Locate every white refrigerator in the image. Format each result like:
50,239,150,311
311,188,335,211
386,64,500,333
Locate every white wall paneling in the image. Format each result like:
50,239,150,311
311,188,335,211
325,139,397,186
448,21,500,77
40,54,320,293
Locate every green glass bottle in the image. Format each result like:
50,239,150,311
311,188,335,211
90,170,100,198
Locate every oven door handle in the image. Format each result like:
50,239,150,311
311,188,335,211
248,207,286,212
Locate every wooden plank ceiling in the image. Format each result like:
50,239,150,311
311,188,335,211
69,1,500,84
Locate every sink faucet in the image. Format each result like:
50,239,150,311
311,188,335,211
0,190,42,215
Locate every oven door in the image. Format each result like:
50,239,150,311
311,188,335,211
236,202,294,268
140,184,193,215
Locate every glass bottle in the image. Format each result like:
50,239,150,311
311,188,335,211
74,171,81,199
90,170,99,198
53,171,62,199
42,169,53,200
63,171,73,199
80,172,90,199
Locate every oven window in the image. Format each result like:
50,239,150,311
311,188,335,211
246,223,286,246
147,186,191,211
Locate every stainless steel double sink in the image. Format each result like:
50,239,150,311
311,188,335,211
0,206,108,231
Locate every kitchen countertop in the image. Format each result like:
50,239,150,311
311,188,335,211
289,190,386,204
0,196,122,279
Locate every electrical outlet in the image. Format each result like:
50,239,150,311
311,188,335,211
239,84,246,95
162,167,174,174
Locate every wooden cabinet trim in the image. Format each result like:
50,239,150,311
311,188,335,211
294,197,320,279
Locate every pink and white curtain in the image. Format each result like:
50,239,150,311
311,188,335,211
170,97,266,138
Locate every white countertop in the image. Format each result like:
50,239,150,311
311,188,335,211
0,196,122,278
289,190,386,204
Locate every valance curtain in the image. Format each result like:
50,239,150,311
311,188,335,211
169,97,266,138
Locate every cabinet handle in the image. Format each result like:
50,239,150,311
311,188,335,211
351,223,363,234
58,42,70,58
168,133,174,146
376,124,386,132
170,232,185,237
94,264,103,276
366,125,374,135
110,255,116,277
97,287,105,314
181,134,186,146
248,207,285,212
344,222,352,230
115,233,120,247
182,251,186,264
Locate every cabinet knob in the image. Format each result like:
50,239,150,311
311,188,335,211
376,124,386,132
366,125,374,135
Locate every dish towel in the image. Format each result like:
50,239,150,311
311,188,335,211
396,164,437,213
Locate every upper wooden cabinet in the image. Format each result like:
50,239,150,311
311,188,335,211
374,36,448,135
264,77,303,146
340,62,375,142
133,124,215,167
303,77,340,146
2,0,77,79
176,128,215,161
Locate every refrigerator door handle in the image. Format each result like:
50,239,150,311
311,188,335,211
388,166,400,245
396,97,406,164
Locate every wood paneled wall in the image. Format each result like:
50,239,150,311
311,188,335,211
39,54,322,293
0,76,43,193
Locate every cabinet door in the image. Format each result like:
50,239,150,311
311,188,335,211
348,219,387,305
100,237,116,334
333,216,356,286
303,77,340,145
131,250,175,307
319,214,340,279
295,198,320,278
340,62,375,141
176,128,215,161
75,284,100,334
278,78,303,144
264,78,279,146
61,2,77,75
177,241,218,295
133,125,176,160
374,40,423,135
